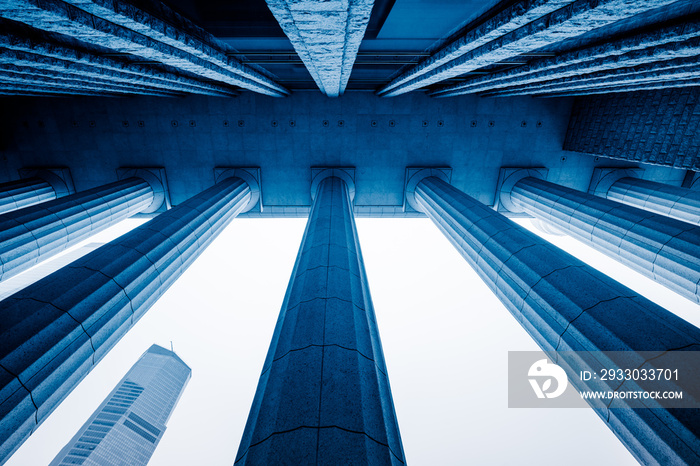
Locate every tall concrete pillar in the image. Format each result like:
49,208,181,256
505,175,700,304
0,175,253,463
408,173,700,465
605,177,700,226
236,176,405,465
0,178,154,281
0,178,56,215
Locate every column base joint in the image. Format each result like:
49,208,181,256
117,167,171,216
494,167,548,216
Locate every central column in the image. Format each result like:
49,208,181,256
236,176,405,465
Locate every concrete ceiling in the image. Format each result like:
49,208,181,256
0,0,695,215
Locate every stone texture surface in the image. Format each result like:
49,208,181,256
431,19,700,97
236,176,404,464
0,177,55,215
266,0,373,97
0,177,152,281
0,32,240,97
414,175,700,465
0,176,251,463
60,0,287,95
378,0,575,96
607,177,700,226
483,54,700,97
540,77,700,98
509,176,700,303
378,0,679,97
0,66,179,97
0,0,286,96
564,88,700,170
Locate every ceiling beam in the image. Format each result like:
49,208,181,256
430,19,700,98
0,42,240,97
481,55,700,98
537,76,700,97
265,0,374,97
377,0,681,97
376,0,576,97
0,0,288,96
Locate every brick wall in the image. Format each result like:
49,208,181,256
564,88,700,170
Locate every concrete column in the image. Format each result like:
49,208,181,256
606,177,700,226
507,176,700,304
0,178,154,282
236,176,405,464
411,175,700,465
0,178,55,215
0,176,252,463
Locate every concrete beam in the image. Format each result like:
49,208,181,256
538,76,700,98
377,0,575,96
0,0,288,96
60,0,286,95
265,0,374,96
0,66,182,97
0,46,240,97
378,0,680,97
430,20,700,97
482,46,700,97
0,81,117,97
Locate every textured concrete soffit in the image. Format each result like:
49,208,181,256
378,0,576,96
379,0,680,97
430,19,700,97
0,0,288,96
57,0,287,95
266,0,374,97
0,38,241,97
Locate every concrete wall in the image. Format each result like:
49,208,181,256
0,91,688,217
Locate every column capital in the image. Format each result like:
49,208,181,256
495,167,548,215
310,167,355,201
117,167,171,215
404,167,452,213
18,167,75,198
215,167,261,213
587,167,644,197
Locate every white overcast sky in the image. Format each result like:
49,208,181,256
5,215,700,465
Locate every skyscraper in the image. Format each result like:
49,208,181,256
49,345,191,466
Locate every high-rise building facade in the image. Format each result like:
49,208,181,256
49,345,191,466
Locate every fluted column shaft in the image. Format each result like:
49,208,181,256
0,177,251,463
510,176,700,303
415,176,700,465
0,178,55,215
0,178,153,281
236,177,405,465
607,177,700,226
